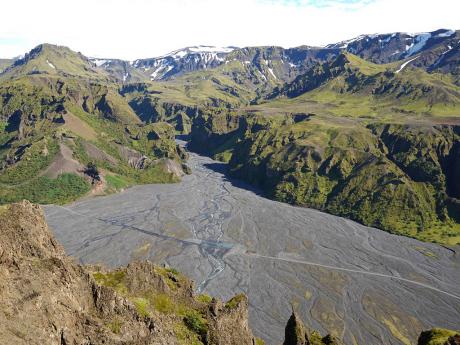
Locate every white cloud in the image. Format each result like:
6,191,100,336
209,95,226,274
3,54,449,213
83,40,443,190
0,0,458,60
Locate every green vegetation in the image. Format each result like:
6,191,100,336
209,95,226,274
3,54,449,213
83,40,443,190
107,319,122,334
174,323,205,345
133,297,150,317
255,338,266,345
0,43,187,206
225,294,246,309
0,139,59,185
196,294,212,304
151,293,175,314
0,173,90,205
105,174,130,191
90,264,220,345
92,271,127,294
189,109,460,244
418,328,460,345
183,310,208,337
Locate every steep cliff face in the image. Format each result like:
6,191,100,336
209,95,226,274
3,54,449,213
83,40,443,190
0,201,256,345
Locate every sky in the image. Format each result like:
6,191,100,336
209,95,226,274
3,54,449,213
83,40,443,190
1,0,459,60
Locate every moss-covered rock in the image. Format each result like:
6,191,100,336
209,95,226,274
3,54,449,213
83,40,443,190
418,328,460,345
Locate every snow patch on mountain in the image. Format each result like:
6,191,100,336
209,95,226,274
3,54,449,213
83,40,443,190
46,60,55,69
268,67,277,80
396,56,419,73
188,46,235,53
326,34,368,49
405,33,431,57
436,30,455,38
91,59,109,67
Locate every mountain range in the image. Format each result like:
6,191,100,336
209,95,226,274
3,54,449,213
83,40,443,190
0,28,459,245
80,28,460,83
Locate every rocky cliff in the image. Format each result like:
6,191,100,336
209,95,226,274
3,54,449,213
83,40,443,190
0,201,257,345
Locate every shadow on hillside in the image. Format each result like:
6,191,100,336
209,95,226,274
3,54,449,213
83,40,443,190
201,161,266,198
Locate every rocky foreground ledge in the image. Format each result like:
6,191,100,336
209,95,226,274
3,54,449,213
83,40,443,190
0,201,458,345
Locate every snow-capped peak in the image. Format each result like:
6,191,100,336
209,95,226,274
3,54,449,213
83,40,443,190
187,46,235,53
89,58,111,67
132,46,237,80
326,34,369,49
155,46,236,60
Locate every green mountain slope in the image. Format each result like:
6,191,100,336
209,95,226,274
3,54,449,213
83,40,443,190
188,110,460,244
0,44,188,205
267,53,460,117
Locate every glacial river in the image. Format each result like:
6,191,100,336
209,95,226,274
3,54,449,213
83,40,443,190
45,149,460,345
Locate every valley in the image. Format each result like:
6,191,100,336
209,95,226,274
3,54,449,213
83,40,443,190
45,144,460,345
1,26,460,345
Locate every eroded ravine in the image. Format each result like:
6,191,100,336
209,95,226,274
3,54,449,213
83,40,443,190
45,149,460,345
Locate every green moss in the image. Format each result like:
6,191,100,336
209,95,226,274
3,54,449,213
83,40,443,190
174,323,205,345
196,294,212,304
152,293,175,314
133,297,150,317
255,338,266,345
308,331,324,345
92,271,127,294
418,328,459,345
225,294,246,309
183,310,208,337
155,267,182,290
221,114,460,244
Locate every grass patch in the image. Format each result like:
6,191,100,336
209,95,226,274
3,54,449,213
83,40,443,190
151,293,175,314
105,174,130,191
183,310,208,337
174,323,205,345
133,297,150,317
107,319,122,334
225,294,246,309
0,173,90,205
156,266,181,290
196,294,212,304
92,271,127,294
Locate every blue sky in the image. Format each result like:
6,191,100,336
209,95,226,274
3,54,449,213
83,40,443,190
0,0,458,60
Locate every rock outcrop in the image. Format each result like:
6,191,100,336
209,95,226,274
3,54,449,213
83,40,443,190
283,311,340,345
206,294,254,345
